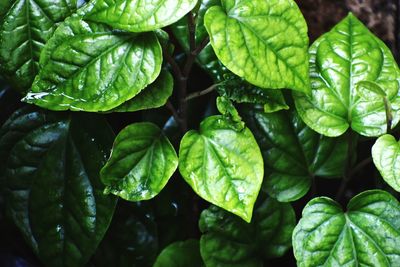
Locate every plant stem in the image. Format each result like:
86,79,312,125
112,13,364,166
384,96,393,133
166,100,182,126
185,83,220,101
335,130,354,201
349,157,372,178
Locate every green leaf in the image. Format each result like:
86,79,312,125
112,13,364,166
0,106,117,266
109,71,173,113
356,80,387,100
24,16,162,112
204,0,310,92
90,202,158,267
101,122,178,201
0,0,79,93
179,115,263,222
216,96,244,130
154,239,203,267
242,107,349,202
293,190,400,267
372,134,400,192
218,73,289,113
84,0,198,32
293,13,400,137
200,198,295,266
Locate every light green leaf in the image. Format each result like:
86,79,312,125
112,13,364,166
372,134,400,192
356,80,387,100
0,106,117,266
200,198,295,266
216,96,244,130
179,115,263,222
109,71,173,113
294,13,400,137
293,190,400,267
101,122,178,201
154,239,203,267
24,16,162,112
0,0,78,92
242,107,349,202
204,0,310,93
84,0,198,32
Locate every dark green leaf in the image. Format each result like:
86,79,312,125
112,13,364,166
372,134,400,192
101,122,178,201
0,106,117,266
200,198,295,266
293,190,400,267
179,115,264,222
294,13,400,137
0,0,79,92
242,107,349,202
84,0,198,32
24,16,162,112
109,71,173,113
153,239,203,267
204,0,310,93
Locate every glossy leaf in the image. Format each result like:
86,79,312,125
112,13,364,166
109,71,173,113
24,16,162,112
0,0,78,92
84,0,198,32
200,198,295,266
90,202,158,267
101,122,178,201
179,115,264,222
294,13,400,137
356,81,387,100
153,239,203,267
204,0,310,93
0,106,117,266
372,134,400,192
293,190,400,267
216,96,244,130
242,107,349,202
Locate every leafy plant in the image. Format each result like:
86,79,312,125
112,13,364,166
1,0,400,266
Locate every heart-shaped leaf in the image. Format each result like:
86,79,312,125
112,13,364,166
200,197,295,266
293,190,400,267
24,16,162,112
204,0,310,93
109,71,173,113
0,106,117,266
84,0,198,32
293,13,400,137
0,0,79,92
372,134,400,192
179,115,264,222
242,107,349,202
154,239,203,267
101,122,178,201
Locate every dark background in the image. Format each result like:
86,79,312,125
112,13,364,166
1,1,400,266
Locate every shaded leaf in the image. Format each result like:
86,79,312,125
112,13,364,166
0,106,117,266
154,239,203,267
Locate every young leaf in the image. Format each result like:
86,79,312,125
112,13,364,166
294,13,400,137
179,115,264,222
0,0,78,92
84,0,198,32
356,80,387,100
200,198,295,266
24,16,162,112
372,134,400,192
101,122,178,201
0,106,117,266
216,96,244,130
293,190,400,267
242,107,349,202
204,0,310,93
153,239,203,267
109,71,174,113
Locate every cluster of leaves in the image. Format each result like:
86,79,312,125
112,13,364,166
1,0,400,266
